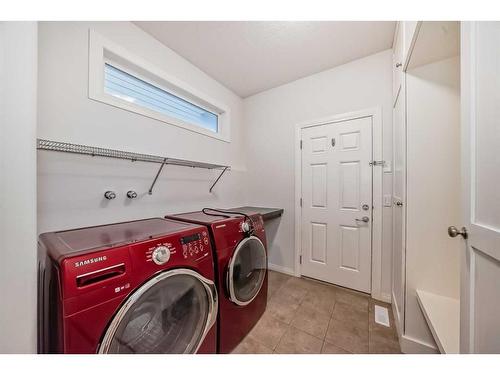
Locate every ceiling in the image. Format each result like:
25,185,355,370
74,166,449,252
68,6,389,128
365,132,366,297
134,21,396,98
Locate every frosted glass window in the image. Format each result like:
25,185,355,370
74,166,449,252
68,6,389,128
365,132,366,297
104,63,218,133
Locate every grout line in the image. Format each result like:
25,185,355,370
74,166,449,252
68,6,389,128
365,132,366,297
320,340,325,354
324,315,333,342
272,321,290,353
268,274,378,354
330,300,337,319
289,316,328,342
324,315,349,353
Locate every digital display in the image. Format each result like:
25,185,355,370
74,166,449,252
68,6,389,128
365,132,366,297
180,233,201,244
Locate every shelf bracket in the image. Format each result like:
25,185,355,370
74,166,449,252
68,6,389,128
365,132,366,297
37,139,231,195
209,166,229,193
148,158,167,195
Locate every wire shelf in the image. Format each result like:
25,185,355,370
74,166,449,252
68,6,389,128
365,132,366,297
37,139,228,169
37,139,230,193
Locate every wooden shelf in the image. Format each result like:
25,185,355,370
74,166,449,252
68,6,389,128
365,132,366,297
416,290,460,354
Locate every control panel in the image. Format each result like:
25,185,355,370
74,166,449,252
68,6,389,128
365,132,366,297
239,216,264,233
181,230,210,260
152,245,171,265
143,230,210,265
145,240,176,264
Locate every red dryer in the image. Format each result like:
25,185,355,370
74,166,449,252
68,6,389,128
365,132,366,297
166,209,268,353
37,218,218,354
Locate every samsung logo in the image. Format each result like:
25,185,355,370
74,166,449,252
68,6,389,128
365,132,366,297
75,256,107,268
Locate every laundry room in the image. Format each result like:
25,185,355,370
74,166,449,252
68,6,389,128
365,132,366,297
1,1,500,372
32,19,396,355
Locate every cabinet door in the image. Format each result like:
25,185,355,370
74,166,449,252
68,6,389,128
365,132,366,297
393,24,403,105
460,21,500,354
392,76,406,335
403,21,419,62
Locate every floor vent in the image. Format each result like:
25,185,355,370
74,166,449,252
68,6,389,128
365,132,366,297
374,305,390,327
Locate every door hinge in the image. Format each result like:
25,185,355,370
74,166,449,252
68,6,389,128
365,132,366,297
300,140,303,149
299,255,302,264
300,198,302,207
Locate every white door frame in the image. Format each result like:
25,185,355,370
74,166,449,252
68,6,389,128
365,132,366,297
294,107,384,301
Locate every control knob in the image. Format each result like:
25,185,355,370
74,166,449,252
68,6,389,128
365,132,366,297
240,221,251,233
152,246,171,265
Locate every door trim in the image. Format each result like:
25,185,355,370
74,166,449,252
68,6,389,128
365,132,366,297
294,107,384,301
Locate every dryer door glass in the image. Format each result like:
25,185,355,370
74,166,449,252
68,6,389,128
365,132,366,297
228,236,267,306
99,270,216,354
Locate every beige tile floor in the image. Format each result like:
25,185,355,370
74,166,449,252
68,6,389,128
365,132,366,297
232,270,402,354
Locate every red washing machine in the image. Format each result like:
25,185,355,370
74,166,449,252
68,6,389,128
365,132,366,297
166,209,268,353
37,218,218,354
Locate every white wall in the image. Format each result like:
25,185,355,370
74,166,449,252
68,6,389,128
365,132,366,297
37,22,247,233
405,56,461,348
242,50,394,297
0,22,38,353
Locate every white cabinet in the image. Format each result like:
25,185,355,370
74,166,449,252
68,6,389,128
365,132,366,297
392,24,403,104
391,75,406,337
395,20,500,355
391,21,461,354
392,21,420,105
403,21,419,65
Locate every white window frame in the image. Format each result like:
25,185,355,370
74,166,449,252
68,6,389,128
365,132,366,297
88,30,231,142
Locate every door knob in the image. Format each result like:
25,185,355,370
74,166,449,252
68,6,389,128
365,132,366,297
395,201,403,207
356,216,370,223
448,226,468,239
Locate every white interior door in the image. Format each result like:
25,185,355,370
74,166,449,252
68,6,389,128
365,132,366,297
392,84,406,332
460,22,500,353
301,116,372,293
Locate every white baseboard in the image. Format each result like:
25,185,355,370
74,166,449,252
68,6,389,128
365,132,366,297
372,292,392,304
391,293,439,354
392,292,403,337
380,292,392,303
400,334,439,354
268,263,296,276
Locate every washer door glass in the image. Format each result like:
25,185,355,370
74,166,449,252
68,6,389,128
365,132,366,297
228,236,267,306
100,270,216,354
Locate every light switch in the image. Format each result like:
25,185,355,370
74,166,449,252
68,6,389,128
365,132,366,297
384,195,392,207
